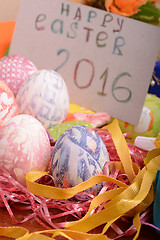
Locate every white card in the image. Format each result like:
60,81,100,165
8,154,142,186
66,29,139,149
9,0,160,124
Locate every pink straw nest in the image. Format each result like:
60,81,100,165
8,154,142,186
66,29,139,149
0,128,155,238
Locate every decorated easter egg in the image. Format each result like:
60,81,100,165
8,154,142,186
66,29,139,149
0,114,51,185
50,125,110,194
116,94,160,139
16,69,69,128
0,55,37,96
48,120,93,141
0,80,18,128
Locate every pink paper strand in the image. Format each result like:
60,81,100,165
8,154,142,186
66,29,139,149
0,129,153,238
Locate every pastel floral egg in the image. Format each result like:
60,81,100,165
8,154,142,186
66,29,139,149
0,55,37,96
16,69,70,129
0,80,18,128
50,125,110,194
0,114,51,185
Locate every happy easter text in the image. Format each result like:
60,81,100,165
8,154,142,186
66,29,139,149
34,2,132,103
35,2,125,56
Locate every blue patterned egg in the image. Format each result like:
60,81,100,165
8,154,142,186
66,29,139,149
50,125,110,194
16,70,69,128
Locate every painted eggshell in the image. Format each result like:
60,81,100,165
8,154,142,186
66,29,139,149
0,55,37,96
16,69,70,128
50,125,110,194
117,94,160,138
0,80,18,128
71,112,111,128
0,114,51,185
48,120,93,141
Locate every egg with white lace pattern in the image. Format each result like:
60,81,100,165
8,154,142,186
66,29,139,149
0,55,37,96
16,69,69,129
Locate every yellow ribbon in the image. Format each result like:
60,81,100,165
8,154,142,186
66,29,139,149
26,171,127,200
1,119,160,240
0,227,29,239
103,119,136,182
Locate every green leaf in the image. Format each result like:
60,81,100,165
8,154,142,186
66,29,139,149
134,2,160,18
132,14,159,25
132,2,160,24
142,2,160,16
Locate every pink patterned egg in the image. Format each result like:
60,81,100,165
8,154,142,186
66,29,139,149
0,114,51,185
0,80,18,128
0,55,37,96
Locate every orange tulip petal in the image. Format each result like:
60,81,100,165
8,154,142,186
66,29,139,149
105,0,114,11
105,0,147,17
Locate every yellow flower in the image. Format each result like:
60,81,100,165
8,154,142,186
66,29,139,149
105,0,148,17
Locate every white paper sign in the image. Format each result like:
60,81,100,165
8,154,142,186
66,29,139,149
10,0,160,124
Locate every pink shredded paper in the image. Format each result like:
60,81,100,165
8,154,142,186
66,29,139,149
0,128,156,238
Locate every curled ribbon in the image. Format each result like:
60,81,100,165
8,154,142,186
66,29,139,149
0,119,160,240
